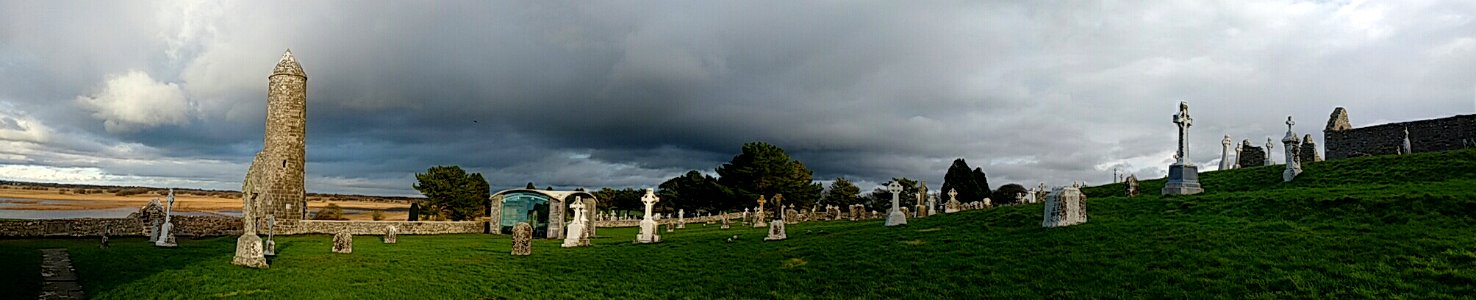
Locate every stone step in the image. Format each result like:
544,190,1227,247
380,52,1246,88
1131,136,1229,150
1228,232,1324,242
39,248,86,300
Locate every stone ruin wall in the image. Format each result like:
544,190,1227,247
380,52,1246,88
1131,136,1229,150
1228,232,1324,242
1323,107,1476,160
1237,144,1267,168
276,220,482,235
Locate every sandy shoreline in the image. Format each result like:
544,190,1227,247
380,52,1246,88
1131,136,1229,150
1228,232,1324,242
0,186,412,220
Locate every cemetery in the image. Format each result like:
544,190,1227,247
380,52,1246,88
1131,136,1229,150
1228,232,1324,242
3,147,1476,298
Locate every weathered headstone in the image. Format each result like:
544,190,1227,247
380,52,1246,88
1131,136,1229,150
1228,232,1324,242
98,226,110,249
384,225,398,244
915,181,930,218
332,232,353,254
263,215,276,256
635,188,661,243
1162,101,1205,195
784,204,799,224
1265,137,1276,165
1042,183,1089,228
765,219,787,241
676,208,686,229
1124,175,1140,197
721,215,731,229
1282,116,1303,182
945,189,962,213
511,222,532,255
1220,135,1233,170
885,181,907,226
753,195,769,228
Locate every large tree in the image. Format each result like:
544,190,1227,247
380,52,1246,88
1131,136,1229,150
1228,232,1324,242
657,170,734,213
823,177,863,207
715,142,824,209
411,165,490,221
940,158,992,206
592,187,646,215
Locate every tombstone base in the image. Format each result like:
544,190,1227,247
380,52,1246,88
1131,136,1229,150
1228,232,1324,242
231,234,269,269
885,209,908,226
1161,164,1204,195
264,240,276,256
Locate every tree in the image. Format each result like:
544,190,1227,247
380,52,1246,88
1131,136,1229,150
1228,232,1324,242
940,158,992,206
412,165,491,221
992,183,1028,205
525,182,536,189
657,170,734,213
865,178,918,211
593,187,646,215
715,142,824,209
823,177,863,207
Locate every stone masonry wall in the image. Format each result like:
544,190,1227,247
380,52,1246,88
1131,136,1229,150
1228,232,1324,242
276,220,483,235
1237,141,1267,168
0,216,241,238
1324,108,1476,160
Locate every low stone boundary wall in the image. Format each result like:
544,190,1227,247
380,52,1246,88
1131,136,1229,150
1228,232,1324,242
0,216,241,238
276,220,483,235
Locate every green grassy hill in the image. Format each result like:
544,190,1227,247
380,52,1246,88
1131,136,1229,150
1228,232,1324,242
3,149,1475,299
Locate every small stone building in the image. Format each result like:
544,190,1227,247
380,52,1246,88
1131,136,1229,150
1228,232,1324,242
488,189,598,239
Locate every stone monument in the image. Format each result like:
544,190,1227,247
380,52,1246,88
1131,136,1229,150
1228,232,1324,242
384,225,398,244
1219,135,1232,170
635,188,661,243
1124,175,1140,197
676,208,685,229
753,195,768,228
885,181,907,226
154,188,178,247
720,215,730,229
1265,137,1276,165
511,222,532,255
1042,183,1089,228
765,194,788,241
264,215,276,256
915,181,929,218
1282,116,1303,182
1401,127,1412,155
562,200,589,248
332,232,353,254
944,189,962,213
1162,101,1204,195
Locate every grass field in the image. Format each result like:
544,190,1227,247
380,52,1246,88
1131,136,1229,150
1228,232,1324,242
3,149,1476,299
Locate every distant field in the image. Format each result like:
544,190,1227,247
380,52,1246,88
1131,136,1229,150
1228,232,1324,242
3,149,1475,298
0,184,414,220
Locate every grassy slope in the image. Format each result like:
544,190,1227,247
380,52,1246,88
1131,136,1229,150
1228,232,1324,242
2,149,1475,299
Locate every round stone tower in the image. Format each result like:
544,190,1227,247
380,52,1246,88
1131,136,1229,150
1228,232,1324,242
243,50,308,228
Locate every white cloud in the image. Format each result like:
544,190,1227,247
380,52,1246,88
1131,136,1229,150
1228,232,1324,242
76,70,193,133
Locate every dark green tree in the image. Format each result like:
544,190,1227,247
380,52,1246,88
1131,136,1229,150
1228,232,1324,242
940,158,992,206
412,165,491,221
992,183,1029,205
525,182,536,189
593,187,646,216
823,177,863,207
658,170,734,213
715,142,824,209
866,178,918,210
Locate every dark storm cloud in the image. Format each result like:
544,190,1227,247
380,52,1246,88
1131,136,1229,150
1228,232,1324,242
1,1,1474,196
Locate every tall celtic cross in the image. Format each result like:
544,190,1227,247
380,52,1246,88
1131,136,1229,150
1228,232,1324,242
887,181,903,211
1173,101,1194,164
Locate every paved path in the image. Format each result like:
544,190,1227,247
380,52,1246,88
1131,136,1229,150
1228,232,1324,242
39,248,85,300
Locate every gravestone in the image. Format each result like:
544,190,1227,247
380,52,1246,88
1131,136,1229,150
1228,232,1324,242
384,225,398,244
155,189,178,247
721,216,730,229
677,209,685,229
915,181,930,218
635,189,661,243
1282,116,1303,182
99,226,110,249
1220,135,1233,170
784,205,799,224
1163,101,1205,195
263,215,277,256
511,222,532,255
1042,183,1089,228
885,181,907,226
1124,175,1140,197
332,232,353,254
562,200,589,248
766,195,788,241
1265,137,1276,165
753,196,769,228
945,189,962,213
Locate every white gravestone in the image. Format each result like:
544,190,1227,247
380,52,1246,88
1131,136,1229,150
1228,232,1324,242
154,189,178,247
1220,135,1232,170
1162,101,1204,195
677,209,685,229
562,199,589,248
1282,117,1303,182
945,189,961,213
635,189,661,243
885,181,907,226
1042,183,1089,228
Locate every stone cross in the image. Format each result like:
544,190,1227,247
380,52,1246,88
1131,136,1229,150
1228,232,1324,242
641,189,658,219
1265,137,1275,165
1219,135,1232,170
948,189,957,202
885,181,907,226
1402,127,1412,154
1172,101,1194,165
1282,116,1303,182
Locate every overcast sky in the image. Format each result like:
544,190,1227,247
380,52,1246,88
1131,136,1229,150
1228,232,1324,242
1,1,1473,197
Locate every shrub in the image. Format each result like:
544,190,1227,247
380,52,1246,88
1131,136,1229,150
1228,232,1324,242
371,209,385,221
312,204,348,220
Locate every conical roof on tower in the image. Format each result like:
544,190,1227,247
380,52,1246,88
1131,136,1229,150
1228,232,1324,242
271,49,306,78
